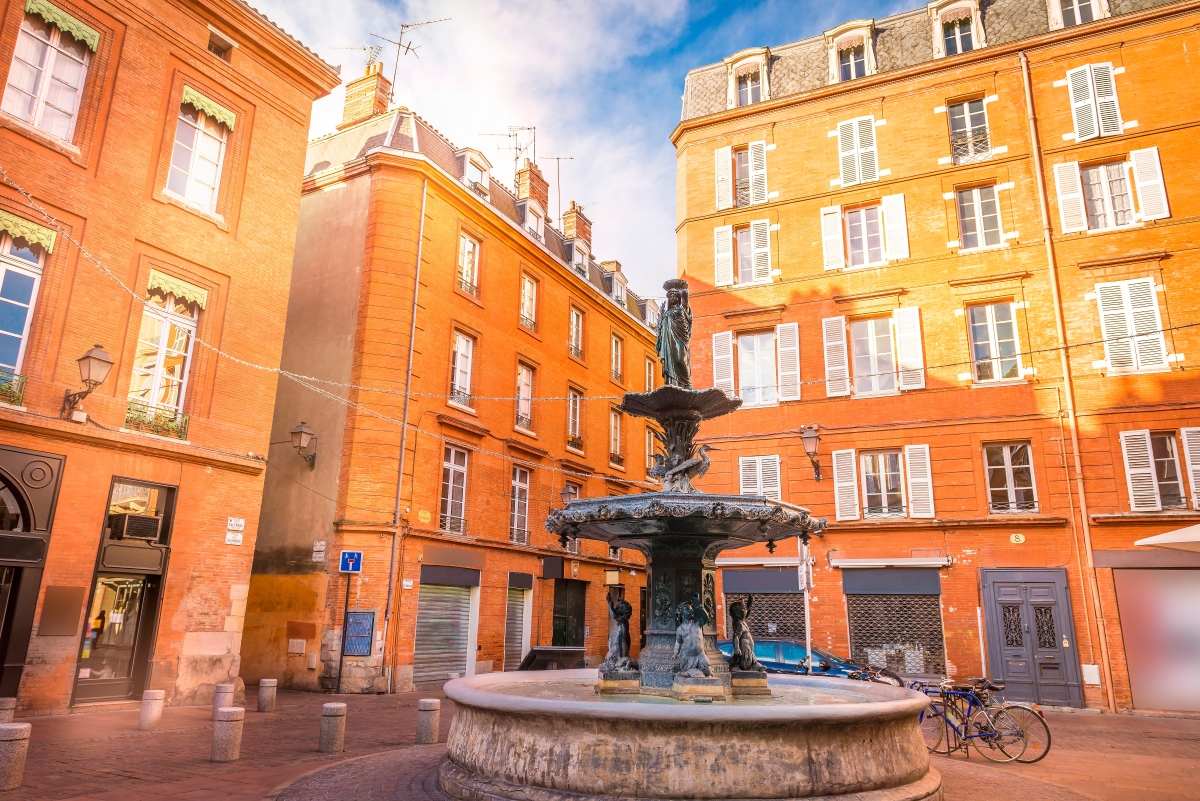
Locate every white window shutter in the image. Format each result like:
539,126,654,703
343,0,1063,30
1120,429,1161,511
739,456,761,496
748,140,768,204
1067,65,1098,142
1180,428,1200,510
775,322,801,401
1130,147,1169,221
1095,281,1135,372
837,120,859,186
822,316,850,397
712,331,735,396
1053,162,1088,234
820,205,844,270
714,225,734,287
856,116,878,183
750,218,771,282
882,193,909,260
760,455,782,500
1126,277,1168,371
893,307,926,390
1091,63,1123,137
832,449,860,521
904,444,935,519
715,146,732,210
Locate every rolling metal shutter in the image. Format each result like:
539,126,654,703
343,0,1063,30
724,593,805,639
412,584,471,685
504,589,525,671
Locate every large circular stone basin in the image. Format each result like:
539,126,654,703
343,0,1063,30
438,669,941,801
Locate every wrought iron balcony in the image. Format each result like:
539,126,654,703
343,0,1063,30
510,527,530,545
735,177,751,207
0,372,26,407
526,226,543,243
468,180,489,199
611,368,623,383
569,343,583,359
515,413,532,431
567,434,584,451
609,453,624,467
1160,495,1190,511
457,276,478,296
519,314,537,332
440,514,466,534
562,537,580,554
449,388,473,408
863,503,906,519
125,399,190,440
989,500,1039,514
951,127,991,165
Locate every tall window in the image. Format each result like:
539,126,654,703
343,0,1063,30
851,318,896,395
845,206,884,268
734,147,750,207
440,446,468,533
609,409,623,466
510,466,530,543
611,335,623,382
569,307,584,357
646,428,657,470
526,207,543,241
516,363,533,431
450,332,473,406
0,234,44,382
949,99,990,164
128,290,198,414
166,104,228,213
457,234,479,295
738,331,777,406
1082,161,1133,231
957,186,1003,249
567,388,583,450
519,275,537,330
1061,0,1095,26
968,303,1021,381
984,442,1037,512
733,226,754,284
943,18,973,55
2,13,90,142
1121,430,1193,512
839,46,866,81
645,358,654,392
861,451,905,517
737,71,761,106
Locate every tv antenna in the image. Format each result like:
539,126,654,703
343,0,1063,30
330,45,384,70
371,18,451,103
540,156,573,228
480,126,536,187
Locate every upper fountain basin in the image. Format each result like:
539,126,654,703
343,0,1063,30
618,386,742,421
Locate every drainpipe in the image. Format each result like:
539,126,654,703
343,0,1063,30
1019,51,1116,713
383,175,428,692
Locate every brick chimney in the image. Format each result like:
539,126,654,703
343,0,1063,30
515,159,550,214
562,201,592,247
338,62,391,130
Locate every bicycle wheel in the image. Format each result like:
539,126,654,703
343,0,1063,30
870,669,904,687
1004,705,1051,763
969,707,1026,763
918,701,946,753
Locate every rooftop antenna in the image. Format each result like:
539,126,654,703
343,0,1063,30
371,17,451,104
541,156,574,229
480,126,536,188
330,45,384,70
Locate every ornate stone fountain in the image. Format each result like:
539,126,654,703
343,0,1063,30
436,280,941,801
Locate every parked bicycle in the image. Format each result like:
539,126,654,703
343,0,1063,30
913,679,1027,762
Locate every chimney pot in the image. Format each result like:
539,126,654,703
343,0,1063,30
516,160,551,219
562,200,592,246
338,61,391,130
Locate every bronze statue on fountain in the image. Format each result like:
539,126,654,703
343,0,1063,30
547,278,826,700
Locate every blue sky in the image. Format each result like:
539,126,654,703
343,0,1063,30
254,0,912,299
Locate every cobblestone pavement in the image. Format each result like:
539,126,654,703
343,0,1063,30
9,690,1199,801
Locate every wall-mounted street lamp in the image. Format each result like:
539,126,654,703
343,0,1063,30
61,344,114,421
290,422,317,469
800,424,822,481
558,483,579,547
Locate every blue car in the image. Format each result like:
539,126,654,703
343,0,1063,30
716,638,864,678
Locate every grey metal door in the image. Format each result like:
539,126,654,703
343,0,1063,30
981,568,1082,707
503,588,525,670
412,583,470,686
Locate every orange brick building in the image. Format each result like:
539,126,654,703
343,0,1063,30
244,66,657,692
0,0,336,714
675,0,1200,712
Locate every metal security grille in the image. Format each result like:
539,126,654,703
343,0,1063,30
412,584,471,685
724,593,805,639
1034,606,1057,649
344,611,374,657
504,589,525,671
847,594,945,674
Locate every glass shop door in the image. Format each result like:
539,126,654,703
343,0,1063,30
74,574,156,701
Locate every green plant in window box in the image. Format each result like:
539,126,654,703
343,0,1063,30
125,400,189,440
0,373,26,406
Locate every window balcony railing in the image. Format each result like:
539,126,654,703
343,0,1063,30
0,372,26,407
1159,496,1190,511
863,504,906,519
456,276,478,296
510,527,530,545
562,537,580,554
526,226,543,243
515,413,532,431
609,453,624,467
440,514,466,534
569,343,583,359
125,399,190,440
468,180,489,199
611,368,623,383
449,388,473,408
989,500,1039,514
735,177,751,207
567,434,584,451
951,127,991,165
519,314,537,332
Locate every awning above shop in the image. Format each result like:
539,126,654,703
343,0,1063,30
1135,523,1200,553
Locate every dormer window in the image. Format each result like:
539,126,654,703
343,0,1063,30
526,208,542,242
943,17,972,54
839,44,866,81
457,148,492,199
723,48,770,110
465,161,486,186
1047,0,1106,30
613,281,625,305
737,71,761,106
929,1,984,58
825,22,876,84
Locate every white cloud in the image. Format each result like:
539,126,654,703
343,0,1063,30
252,0,688,299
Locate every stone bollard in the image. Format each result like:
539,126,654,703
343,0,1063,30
318,702,346,753
211,707,244,763
0,699,15,724
0,723,31,790
139,690,165,731
257,679,278,713
415,698,441,744
212,683,235,720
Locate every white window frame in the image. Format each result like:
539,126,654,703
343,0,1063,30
1120,429,1189,512
723,48,771,110
850,317,897,396
860,450,906,518
844,204,886,268
736,70,762,106
609,409,623,463
967,302,1023,382
569,307,584,357
510,466,530,536
1055,149,1168,234
824,22,876,84
525,206,543,241
519,274,537,328
440,446,468,531
983,441,1038,513
948,98,991,165
611,335,623,382
165,104,228,214
0,232,45,378
457,234,480,294
516,363,534,431
1050,0,1109,30
956,185,1005,251
737,330,777,407
646,428,657,471
450,332,474,405
1080,160,1135,232
128,291,198,413
1,12,91,143
567,387,583,445
645,358,654,392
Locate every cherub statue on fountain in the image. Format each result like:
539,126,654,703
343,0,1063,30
600,590,637,672
727,594,759,671
672,595,711,679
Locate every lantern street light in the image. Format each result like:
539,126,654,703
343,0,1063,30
558,483,580,547
61,344,114,421
800,424,822,481
290,422,317,469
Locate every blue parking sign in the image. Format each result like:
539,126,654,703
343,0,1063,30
339,550,363,573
